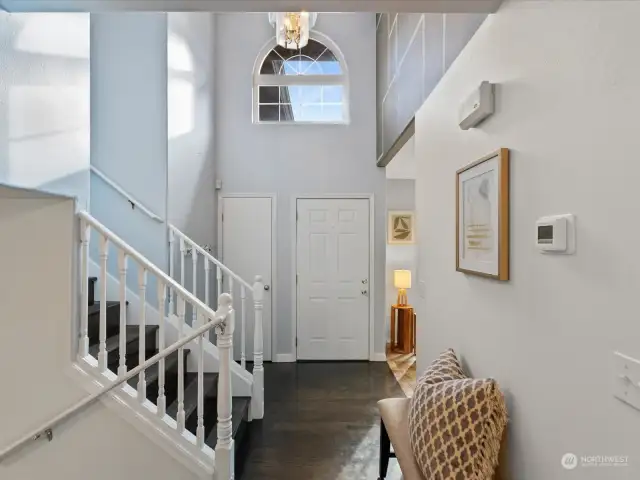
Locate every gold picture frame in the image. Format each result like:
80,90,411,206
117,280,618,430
388,211,415,244
456,148,510,280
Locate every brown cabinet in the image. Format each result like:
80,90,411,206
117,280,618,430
390,305,415,354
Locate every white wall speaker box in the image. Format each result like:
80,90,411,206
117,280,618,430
459,81,495,130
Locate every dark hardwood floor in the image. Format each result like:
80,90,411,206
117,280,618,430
240,362,405,480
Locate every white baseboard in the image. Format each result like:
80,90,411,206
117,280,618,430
274,353,296,363
371,352,387,362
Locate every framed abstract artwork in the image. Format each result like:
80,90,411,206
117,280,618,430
456,148,510,280
388,211,415,244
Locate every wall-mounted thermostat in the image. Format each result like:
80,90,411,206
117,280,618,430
536,214,576,254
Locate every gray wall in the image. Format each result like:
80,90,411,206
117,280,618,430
215,13,384,357
415,1,640,477
90,13,168,298
376,13,487,160
0,12,90,206
385,179,417,340
167,13,216,310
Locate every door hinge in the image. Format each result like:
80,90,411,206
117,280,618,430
221,213,224,222
296,211,298,221
296,273,298,284
296,337,298,347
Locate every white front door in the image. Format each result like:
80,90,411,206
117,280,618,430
220,196,272,361
296,198,370,360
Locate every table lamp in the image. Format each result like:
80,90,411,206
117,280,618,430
394,270,411,306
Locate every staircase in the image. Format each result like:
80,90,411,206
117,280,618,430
87,281,252,467
0,209,265,479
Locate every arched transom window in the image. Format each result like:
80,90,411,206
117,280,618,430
254,37,348,124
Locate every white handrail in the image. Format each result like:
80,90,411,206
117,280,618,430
79,211,216,320
169,224,253,292
91,166,163,223
0,296,232,463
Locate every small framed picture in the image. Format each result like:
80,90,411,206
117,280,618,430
388,211,415,244
456,148,510,280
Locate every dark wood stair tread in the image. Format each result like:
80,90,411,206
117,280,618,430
88,300,120,317
166,372,218,419
205,397,251,449
126,349,189,389
88,325,157,356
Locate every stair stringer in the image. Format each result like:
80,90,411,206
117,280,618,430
88,259,253,397
68,355,215,479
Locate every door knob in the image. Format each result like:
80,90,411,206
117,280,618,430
264,285,270,291
361,289,368,295
362,279,368,284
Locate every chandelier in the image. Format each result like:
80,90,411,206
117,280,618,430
269,12,318,50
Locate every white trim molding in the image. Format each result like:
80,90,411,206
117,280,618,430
291,193,376,361
274,353,296,363
371,352,387,362
91,165,163,222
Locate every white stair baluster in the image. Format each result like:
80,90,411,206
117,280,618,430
79,221,90,357
215,294,235,480
192,249,198,326
196,311,205,449
216,266,222,307
251,275,265,420
117,251,128,377
205,259,212,343
204,258,210,308
138,268,147,402
240,285,246,370
98,235,109,371
176,295,186,433
179,237,186,294
168,228,175,315
157,281,167,417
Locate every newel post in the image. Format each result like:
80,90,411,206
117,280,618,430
215,293,235,480
251,275,265,420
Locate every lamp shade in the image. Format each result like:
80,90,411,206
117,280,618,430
394,270,412,289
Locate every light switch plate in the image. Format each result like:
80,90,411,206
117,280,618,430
613,351,640,411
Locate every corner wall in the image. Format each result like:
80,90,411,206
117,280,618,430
385,179,417,340
215,13,384,358
167,12,216,304
90,13,169,296
415,1,640,478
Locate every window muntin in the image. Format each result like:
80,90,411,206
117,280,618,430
255,38,347,124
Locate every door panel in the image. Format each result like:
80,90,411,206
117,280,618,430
221,196,272,361
297,198,370,360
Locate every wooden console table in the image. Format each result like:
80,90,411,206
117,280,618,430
390,305,415,354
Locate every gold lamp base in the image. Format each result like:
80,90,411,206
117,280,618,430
396,288,408,306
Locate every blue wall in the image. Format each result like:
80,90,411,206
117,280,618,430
90,13,169,298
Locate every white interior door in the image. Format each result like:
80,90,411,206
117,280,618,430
296,198,370,360
221,196,272,362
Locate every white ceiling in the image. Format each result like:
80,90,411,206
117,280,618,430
386,134,416,180
0,0,502,13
